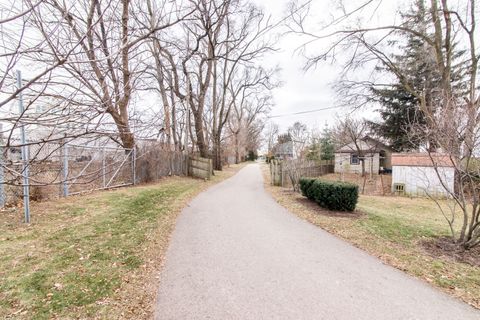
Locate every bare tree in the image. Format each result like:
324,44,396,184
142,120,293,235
0,0,97,149
170,0,232,158
143,0,194,152
245,119,265,157
280,121,310,192
0,1,65,109
25,0,187,149
209,1,277,169
0,0,277,196
228,67,275,164
264,122,279,158
145,0,279,167
288,121,309,159
290,0,480,249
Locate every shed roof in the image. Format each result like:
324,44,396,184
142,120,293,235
391,153,455,167
336,137,390,153
275,141,293,155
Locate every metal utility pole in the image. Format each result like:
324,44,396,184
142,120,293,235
16,70,30,223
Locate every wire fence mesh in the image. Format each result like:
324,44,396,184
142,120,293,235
0,138,188,207
64,144,135,195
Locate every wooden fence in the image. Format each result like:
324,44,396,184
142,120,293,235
188,156,213,180
270,159,335,188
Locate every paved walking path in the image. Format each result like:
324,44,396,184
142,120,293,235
155,164,479,319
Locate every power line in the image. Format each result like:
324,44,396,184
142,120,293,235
267,105,341,118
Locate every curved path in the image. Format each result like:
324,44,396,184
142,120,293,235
155,164,479,320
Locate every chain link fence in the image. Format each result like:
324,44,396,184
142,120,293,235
0,136,193,219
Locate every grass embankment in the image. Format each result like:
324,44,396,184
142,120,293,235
261,165,480,309
0,164,244,319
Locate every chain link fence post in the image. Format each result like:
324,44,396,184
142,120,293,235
102,147,106,188
132,147,136,185
17,70,30,223
0,123,5,208
62,141,69,197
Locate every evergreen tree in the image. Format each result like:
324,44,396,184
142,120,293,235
306,126,334,161
370,0,440,152
319,127,334,160
370,85,426,152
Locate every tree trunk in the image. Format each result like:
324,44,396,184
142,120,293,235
212,134,223,170
234,131,240,164
192,109,207,157
170,89,180,151
119,130,135,150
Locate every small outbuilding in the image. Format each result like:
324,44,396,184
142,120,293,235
391,153,455,197
334,137,392,175
274,141,294,160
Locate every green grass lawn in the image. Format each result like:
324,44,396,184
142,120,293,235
0,165,243,319
262,166,480,309
357,196,451,244
357,196,480,303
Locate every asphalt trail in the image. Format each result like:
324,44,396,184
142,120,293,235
155,164,479,320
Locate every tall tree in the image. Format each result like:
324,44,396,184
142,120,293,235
228,69,274,164
369,85,426,152
319,127,335,160
288,121,309,159
27,0,185,149
264,122,279,158
209,1,276,170
290,0,480,249
368,0,443,152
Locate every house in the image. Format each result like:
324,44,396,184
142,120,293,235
391,153,455,197
334,137,392,174
274,141,294,160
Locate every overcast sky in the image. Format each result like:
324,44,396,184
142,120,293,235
254,0,401,132
2,0,402,137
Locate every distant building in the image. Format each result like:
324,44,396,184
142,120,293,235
274,141,293,160
391,153,455,197
334,137,392,174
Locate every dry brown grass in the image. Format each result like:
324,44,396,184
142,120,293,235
261,164,480,309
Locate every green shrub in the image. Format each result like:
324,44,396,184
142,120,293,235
299,178,316,198
299,178,358,212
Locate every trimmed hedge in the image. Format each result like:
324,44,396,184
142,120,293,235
299,177,359,212
299,178,316,198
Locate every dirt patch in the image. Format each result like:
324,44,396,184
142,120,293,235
421,237,480,268
321,173,392,196
292,195,365,219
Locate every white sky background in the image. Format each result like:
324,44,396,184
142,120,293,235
1,0,417,140
254,0,403,132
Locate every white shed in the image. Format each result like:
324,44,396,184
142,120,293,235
391,153,455,197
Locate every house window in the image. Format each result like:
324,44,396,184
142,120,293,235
350,154,360,165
